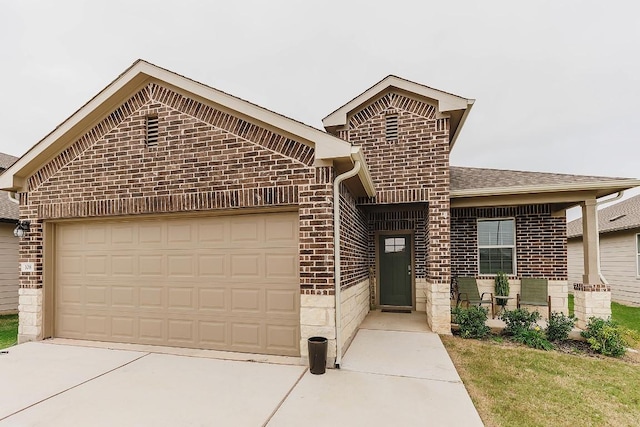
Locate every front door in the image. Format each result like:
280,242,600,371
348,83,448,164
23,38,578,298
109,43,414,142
379,234,412,307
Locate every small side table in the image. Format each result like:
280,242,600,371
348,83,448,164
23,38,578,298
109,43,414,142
493,296,514,318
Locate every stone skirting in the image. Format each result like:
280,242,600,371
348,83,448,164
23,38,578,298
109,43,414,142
17,288,43,343
573,285,612,329
299,294,336,366
426,280,451,334
339,279,370,356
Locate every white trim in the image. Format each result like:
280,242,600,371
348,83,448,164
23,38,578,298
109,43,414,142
477,218,517,276
636,233,640,278
452,180,640,198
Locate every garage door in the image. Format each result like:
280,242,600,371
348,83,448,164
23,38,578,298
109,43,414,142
54,212,300,356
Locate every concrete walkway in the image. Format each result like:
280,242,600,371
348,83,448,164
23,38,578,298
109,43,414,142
0,312,482,426
269,311,483,426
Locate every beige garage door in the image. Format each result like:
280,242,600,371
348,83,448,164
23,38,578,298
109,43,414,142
55,212,300,356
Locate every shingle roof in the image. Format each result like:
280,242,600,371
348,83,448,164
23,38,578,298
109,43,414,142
567,194,640,238
0,153,17,170
0,153,19,220
450,166,629,191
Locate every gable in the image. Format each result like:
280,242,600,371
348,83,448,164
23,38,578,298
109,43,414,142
29,83,314,193
1,60,375,197
348,91,438,130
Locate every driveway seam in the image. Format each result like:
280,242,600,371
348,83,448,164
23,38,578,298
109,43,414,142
262,367,308,427
0,352,151,422
339,368,463,384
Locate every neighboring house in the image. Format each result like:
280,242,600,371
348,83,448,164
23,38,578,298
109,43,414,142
568,195,640,306
0,152,19,313
1,60,638,365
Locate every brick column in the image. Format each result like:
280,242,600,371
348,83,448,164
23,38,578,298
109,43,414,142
426,196,451,334
573,283,611,329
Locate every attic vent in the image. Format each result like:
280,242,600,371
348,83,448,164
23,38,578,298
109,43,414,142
609,214,626,222
146,116,159,147
385,115,398,141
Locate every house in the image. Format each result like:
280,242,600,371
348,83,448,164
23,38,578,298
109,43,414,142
1,60,638,366
568,195,640,306
0,153,19,314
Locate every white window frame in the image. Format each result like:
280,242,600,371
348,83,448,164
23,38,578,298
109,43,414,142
477,218,516,276
636,233,640,278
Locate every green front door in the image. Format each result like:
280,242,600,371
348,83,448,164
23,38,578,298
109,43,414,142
379,234,412,307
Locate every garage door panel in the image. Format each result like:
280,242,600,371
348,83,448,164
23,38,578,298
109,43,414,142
55,212,300,356
140,287,164,308
198,288,226,311
111,286,135,308
198,254,226,277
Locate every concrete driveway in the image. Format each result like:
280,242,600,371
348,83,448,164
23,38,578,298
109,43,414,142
0,313,482,426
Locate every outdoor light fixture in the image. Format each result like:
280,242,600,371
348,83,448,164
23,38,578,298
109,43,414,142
13,220,30,238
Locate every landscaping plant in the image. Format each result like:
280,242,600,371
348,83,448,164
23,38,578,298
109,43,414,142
581,317,627,357
512,327,554,351
499,308,541,336
546,311,576,342
452,306,490,339
494,271,510,307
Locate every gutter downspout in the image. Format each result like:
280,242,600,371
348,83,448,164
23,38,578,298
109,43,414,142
594,191,624,285
333,159,361,369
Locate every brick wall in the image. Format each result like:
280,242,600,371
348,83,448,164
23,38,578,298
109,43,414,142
333,91,451,285
19,83,335,295
339,184,368,290
451,204,567,280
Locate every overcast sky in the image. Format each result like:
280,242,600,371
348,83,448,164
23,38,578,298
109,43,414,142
1,1,638,218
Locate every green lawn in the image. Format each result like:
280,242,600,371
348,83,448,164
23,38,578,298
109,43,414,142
443,336,640,427
612,301,640,334
0,314,18,349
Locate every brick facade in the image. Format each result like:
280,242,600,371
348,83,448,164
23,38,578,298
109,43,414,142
451,204,567,280
339,184,369,290
19,82,337,298
329,91,452,332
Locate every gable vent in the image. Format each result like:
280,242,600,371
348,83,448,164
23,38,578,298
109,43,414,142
146,116,159,147
385,115,398,141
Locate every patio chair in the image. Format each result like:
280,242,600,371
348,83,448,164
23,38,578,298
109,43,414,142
455,276,494,317
517,278,551,318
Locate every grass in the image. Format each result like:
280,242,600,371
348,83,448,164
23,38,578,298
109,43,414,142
612,301,640,334
0,314,18,349
442,335,640,427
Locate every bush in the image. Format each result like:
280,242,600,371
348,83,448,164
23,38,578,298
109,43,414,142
581,317,627,357
546,312,576,342
499,308,541,336
513,327,554,351
452,306,490,339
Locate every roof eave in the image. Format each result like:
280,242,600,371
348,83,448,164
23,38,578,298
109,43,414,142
451,180,640,199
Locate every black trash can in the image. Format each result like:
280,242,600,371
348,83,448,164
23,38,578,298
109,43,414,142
307,336,328,375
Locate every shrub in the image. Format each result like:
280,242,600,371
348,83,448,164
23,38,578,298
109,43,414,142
452,306,490,339
494,271,510,307
499,308,541,336
513,327,554,351
581,317,627,357
546,312,576,342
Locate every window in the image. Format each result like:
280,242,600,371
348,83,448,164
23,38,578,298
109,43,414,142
385,115,398,141
146,115,159,147
384,237,406,253
636,234,640,276
478,219,515,275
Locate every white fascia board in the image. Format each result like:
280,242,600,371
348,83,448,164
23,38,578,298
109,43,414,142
322,75,472,128
451,180,640,198
351,147,376,197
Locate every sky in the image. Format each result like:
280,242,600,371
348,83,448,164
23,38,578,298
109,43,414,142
1,1,638,219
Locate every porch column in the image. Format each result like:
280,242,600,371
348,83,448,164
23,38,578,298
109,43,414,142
574,197,611,329
581,198,599,285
